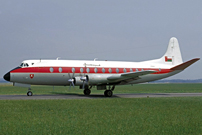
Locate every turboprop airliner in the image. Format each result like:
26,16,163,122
3,37,200,97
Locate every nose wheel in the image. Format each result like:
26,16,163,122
27,91,33,96
27,88,33,96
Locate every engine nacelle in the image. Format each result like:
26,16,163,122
73,76,84,86
73,74,111,86
87,74,109,85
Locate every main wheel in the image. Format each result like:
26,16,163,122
84,89,91,95
27,91,33,96
104,90,113,97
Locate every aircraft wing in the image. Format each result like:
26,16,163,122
107,70,157,82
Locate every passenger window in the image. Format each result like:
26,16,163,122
136,69,139,72
123,68,127,73
87,68,90,73
102,68,105,73
94,68,98,73
80,68,84,73
130,68,133,72
108,68,112,73
72,68,75,73
50,67,54,73
59,67,62,73
116,68,119,73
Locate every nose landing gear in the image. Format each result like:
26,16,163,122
27,88,33,96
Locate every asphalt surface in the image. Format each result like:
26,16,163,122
1,93,202,100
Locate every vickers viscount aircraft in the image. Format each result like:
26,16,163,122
3,37,200,97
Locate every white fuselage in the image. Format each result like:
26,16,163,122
9,59,180,86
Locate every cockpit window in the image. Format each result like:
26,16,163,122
20,63,24,67
20,63,29,67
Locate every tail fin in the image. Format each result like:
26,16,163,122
160,37,183,65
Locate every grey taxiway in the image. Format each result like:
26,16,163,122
1,93,202,100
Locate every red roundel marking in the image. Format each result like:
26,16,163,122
30,74,34,79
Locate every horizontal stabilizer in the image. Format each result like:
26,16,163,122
107,70,156,81
171,58,200,70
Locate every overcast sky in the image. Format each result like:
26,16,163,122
0,0,201,79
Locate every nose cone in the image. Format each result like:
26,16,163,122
3,72,10,81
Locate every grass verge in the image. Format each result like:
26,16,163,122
1,97,202,134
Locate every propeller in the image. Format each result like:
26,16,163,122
80,76,88,89
80,63,89,89
68,72,75,90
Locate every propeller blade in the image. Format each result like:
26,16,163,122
68,78,74,90
68,71,75,90
69,83,71,90
68,72,71,78
82,81,85,89
72,72,75,78
80,76,86,89
72,81,75,87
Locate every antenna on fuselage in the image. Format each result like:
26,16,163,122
56,57,61,60
94,58,98,61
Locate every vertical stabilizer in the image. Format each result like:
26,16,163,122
160,37,183,65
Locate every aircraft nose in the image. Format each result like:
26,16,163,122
3,72,10,81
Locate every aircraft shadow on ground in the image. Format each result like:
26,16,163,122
49,92,119,98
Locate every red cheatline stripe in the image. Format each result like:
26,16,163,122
10,67,172,74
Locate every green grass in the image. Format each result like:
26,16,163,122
1,97,202,134
0,83,202,95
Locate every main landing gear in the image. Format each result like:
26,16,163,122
83,86,92,95
27,88,33,96
104,90,113,97
104,85,115,97
84,89,91,95
83,85,115,97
